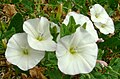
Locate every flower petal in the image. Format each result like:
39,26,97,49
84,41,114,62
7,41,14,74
56,35,72,57
94,18,114,34
6,33,29,49
38,17,51,36
5,48,23,65
17,49,45,71
70,27,96,47
28,35,56,51
23,18,40,37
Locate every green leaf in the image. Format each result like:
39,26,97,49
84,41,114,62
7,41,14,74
21,0,34,13
107,0,118,10
67,16,80,34
82,22,87,29
0,21,6,31
8,13,23,33
12,0,21,3
60,24,68,38
115,21,120,30
47,52,57,65
97,49,104,60
80,75,85,79
4,27,16,39
107,66,120,77
47,68,62,79
109,58,119,66
0,31,2,39
67,16,76,29
50,25,59,42
60,16,80,38
56,4,62,21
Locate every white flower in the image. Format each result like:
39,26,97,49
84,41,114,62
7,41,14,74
23,17,56,51
56,27,98,75
94,18,115,34
5,33,45,71
90,4,109,23
63,12,98,42
90,4,115,34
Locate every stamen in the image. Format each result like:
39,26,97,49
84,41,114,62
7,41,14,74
36,36,43,41
23,49,28,55
69,47,76,54
101,24,106,28
36,33,44,41
95,14,99,18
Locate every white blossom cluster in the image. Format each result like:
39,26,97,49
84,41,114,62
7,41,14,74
5,4,114,75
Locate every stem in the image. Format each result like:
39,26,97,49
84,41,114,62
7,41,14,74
108,66,120,77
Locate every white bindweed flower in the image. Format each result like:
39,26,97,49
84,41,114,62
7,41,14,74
23,17,56,51
5,33,45,71
90,4,115,34
90,4,109,23
63,12,98,42
94,18,115,34
56,27,98,75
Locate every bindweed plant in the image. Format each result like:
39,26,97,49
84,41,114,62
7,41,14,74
0,0,120,79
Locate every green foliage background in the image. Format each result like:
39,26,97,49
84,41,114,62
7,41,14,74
0,0,120,79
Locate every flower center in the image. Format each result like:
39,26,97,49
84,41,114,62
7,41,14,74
23,49,29,55
36,36,43,41
69,47,76,54
36,33,44,41
101,24,106,28
95,14,99,18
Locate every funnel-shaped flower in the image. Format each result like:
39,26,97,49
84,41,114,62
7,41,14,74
90,4,109,23
56,27,98,75
94,18,114,34
63,12,98,42
23,17,56,51
5,33,45,71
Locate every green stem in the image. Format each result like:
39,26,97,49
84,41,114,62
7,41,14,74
108,66,120,77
